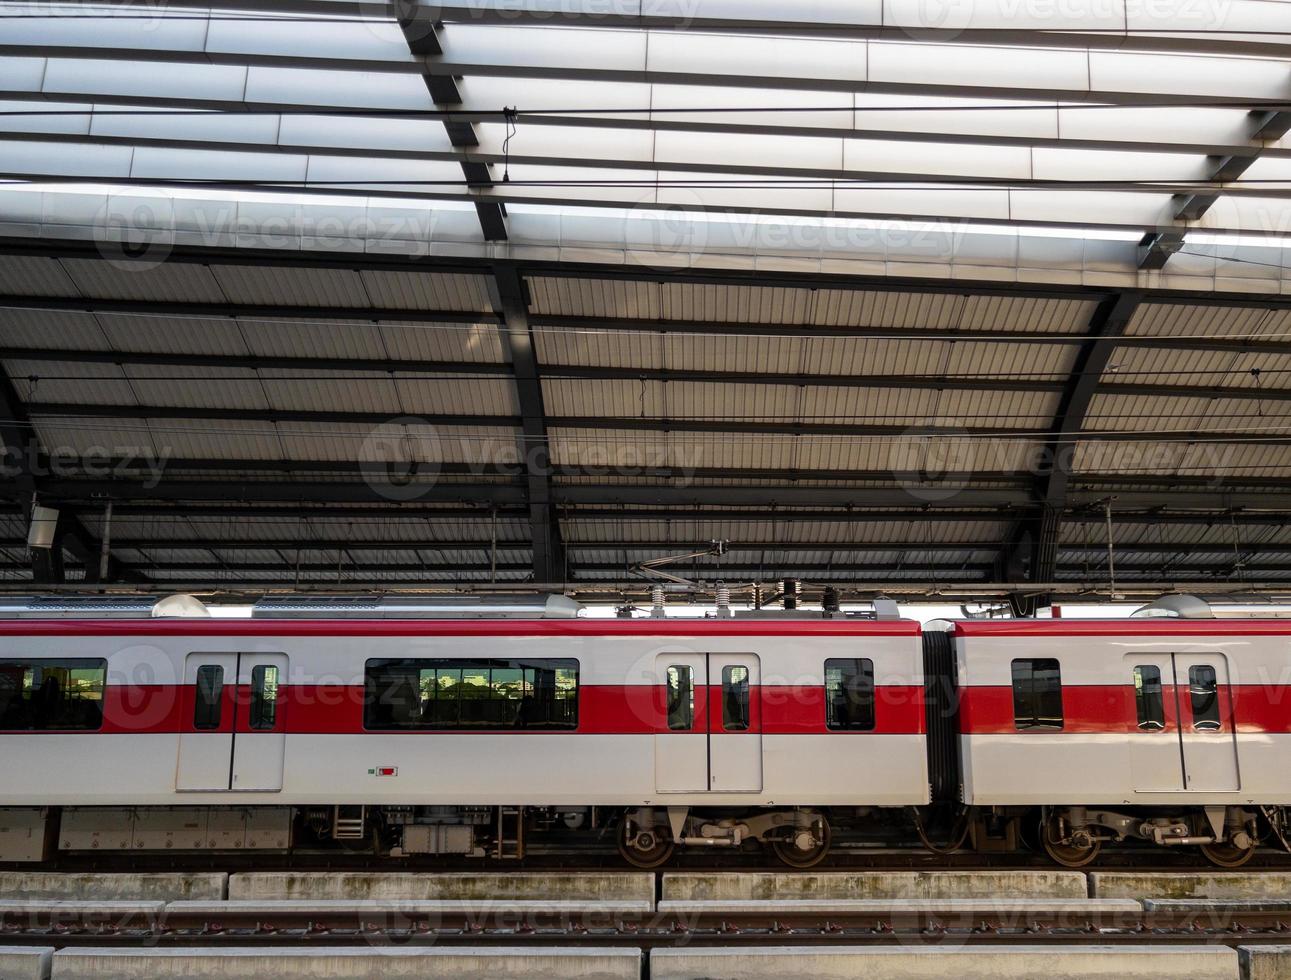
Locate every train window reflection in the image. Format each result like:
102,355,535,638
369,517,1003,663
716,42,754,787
1189,665,1221,732
1011,658,1063,731
1133,665,1165,732
249,665,279,731
364,659,579,731
666,666,694,731
0,659,106,731
722,666,750,732
825,658,875,731
193,665,224,731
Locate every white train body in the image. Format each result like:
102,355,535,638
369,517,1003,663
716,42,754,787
952,619,1291,807
0,618,928,810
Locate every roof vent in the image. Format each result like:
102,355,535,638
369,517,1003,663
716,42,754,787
0,594,210,619
251,593,583,619
1131,594,1214,619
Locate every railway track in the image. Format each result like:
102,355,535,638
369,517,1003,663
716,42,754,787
3,900,1291,948
13,843,1291,874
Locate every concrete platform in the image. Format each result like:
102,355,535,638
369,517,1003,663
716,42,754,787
1091,873,1291,900
227,872,653,903
166,899,654,916
649,945,1239,980
657,898,1141,915
1240,945,1291,980
50,946,642,980
0,946,53,980
0,901,164,920
661,871,1088,901
0,873,227,901
1145,899,1291,912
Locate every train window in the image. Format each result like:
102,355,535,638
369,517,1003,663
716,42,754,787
1133,666,1165,732
722,666,750,732
666,666,694,731
825,658,875,731
1011,658,1063,731
0,659,106,731
193,665,224,731
1189,665,1222,732
364,659,579,731
248,665,279,731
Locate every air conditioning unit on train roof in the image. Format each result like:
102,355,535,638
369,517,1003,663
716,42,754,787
250,593,583,620
0,594,210,619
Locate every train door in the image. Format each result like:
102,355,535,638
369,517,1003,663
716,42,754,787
654,654,708,792
176,653,237,791
653,653,763,794
1124,654,1185,793
1123,653,1239,793
175,652,287,792
708,654,762,792
230,653,288,791
1174,653,1240,792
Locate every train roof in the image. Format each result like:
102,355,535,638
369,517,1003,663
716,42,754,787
0,618,923,637
950,619,1291,636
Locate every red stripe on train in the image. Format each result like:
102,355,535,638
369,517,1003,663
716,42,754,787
28,684,928,736
958,684,1291,734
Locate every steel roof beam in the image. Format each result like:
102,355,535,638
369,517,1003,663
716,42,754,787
394,1,507,241
17,343,1291,402
1003,291,1142,612
16,537,1281,558
24,456,1291,495
28,399,1291,444
25,0,1291,59
2,121,1280,197
5,87,1286,163
12,294,1291,355
491,265,563,582
7,14,1291,106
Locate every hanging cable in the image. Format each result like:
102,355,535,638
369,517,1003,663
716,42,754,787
501,106,518,183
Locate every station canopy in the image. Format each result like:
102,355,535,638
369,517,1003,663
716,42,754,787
4,1,1291,608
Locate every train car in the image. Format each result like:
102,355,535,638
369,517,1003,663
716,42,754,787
0,595,928,868
941,615,1291,867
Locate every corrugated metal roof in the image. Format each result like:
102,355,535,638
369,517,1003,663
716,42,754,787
1128,303,1280,339
147,418,283,460
209,265,371,307
241,319,389,360
127,363,269,411
58,258,225,303
359,271,493,312
529,279,1099,336
0,308,106,347
5,359,136,405
380,321,506,363
0,255,81,297
97,313,251,356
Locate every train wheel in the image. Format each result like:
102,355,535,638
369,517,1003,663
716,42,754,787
1200,840,1256,868
617,819,675,869
771,816,832,869
1040,817,1101,868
